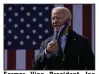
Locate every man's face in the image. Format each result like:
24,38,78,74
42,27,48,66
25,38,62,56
51,9,67,32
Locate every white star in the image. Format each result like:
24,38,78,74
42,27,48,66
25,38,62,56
38,12,43,16
38,24,43,28
26,35,30,40
4,13,6,16
26,23,30,28
14,12,18,16
45,6,49,10
44,18,49,22
32,29,36,34
20,29,24,34
8,18,12,23
20,18,24,22
14,24,18,28
14,35,18,40
32,40,36,45
19,41,24,45
26,12,30,16
44,29,49,34
32,6,36,11
8,7,12,11
32,18,36,22
8,29,12,34
7,41,12,46
38,35,43,39
20,6,24,11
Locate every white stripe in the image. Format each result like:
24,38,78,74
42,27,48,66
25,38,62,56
35,50,40,59
92,5,95,54
73,4,83,36
16,50,26,70
54,4,64,7
4,50,7,70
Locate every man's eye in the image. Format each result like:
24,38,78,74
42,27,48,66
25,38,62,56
57,16,60,19
52,17,60,20
52,18,54,20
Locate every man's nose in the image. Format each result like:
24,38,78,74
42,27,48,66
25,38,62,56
53,18,58,24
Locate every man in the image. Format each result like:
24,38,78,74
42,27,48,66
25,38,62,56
32,7,95,70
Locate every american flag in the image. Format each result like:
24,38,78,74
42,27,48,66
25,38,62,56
4,4,95,70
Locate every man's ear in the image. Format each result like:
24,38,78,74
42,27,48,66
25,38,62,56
66,18,71,26
65,21,69,26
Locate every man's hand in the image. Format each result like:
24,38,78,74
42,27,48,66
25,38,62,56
46,40,58,53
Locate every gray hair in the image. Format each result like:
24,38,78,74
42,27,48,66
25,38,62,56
52,7,72,25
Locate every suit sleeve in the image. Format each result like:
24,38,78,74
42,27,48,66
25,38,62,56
80,39,95,70
32,41,47,70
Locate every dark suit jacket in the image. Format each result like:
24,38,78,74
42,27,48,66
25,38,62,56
32,29,95,70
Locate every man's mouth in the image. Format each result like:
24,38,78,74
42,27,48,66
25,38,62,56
54,26,60,32
53,24,61,32
53,24,60,27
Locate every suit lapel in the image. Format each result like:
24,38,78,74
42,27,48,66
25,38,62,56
64,29,77,54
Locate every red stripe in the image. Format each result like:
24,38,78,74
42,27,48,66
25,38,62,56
26,49,34,70
64,4,73,28
7,50,16,70
83,4,92,44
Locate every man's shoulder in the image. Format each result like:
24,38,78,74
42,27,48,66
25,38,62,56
40,36,53,49
41,36,52,45
44,36,53,43
71,30,88,41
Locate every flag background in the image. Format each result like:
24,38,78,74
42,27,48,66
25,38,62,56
4,4,95,70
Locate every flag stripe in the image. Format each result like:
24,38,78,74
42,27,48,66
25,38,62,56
4,50,7,70
64,4,73,28
26,49,34,70
35,50,40,59
92,4,95,54
73,4,83,35
83,4,92,44
7,50,16,70
16,50,26,70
